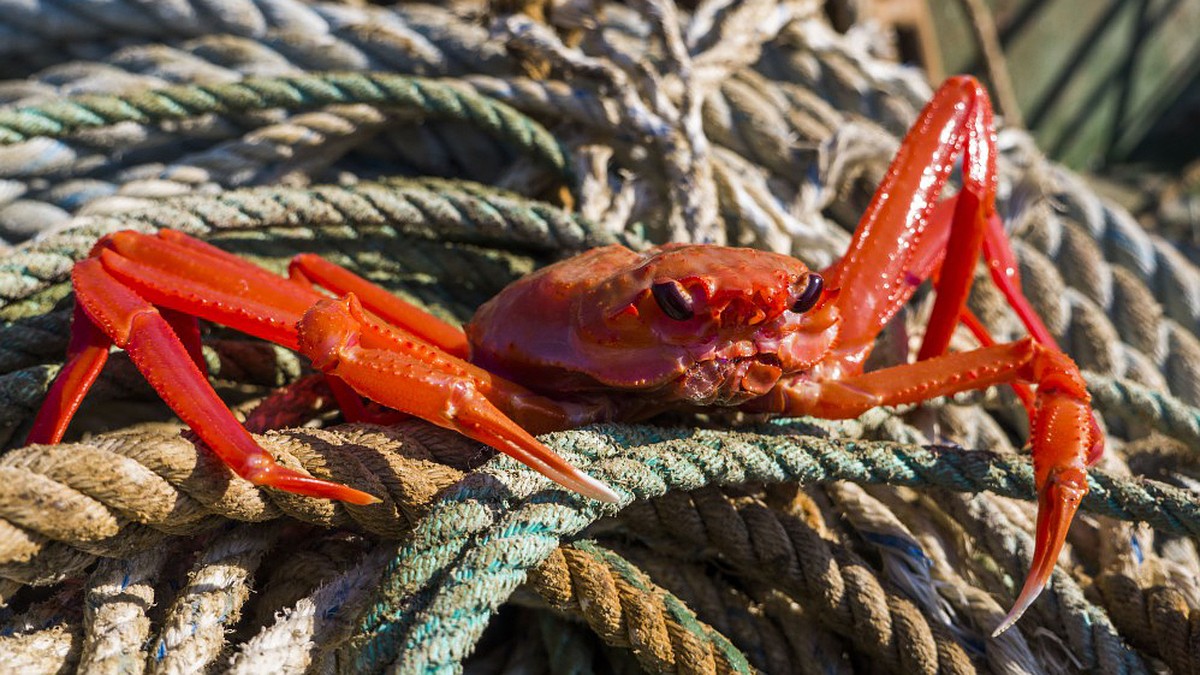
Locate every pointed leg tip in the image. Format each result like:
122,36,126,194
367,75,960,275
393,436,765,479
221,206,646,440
991,582,1043,637
580,474,622,503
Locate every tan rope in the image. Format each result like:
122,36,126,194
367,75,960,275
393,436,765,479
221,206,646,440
619,487,975,675
0,423,471,584
525,542,751,674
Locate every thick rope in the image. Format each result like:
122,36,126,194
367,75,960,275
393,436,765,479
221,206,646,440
618,487,972,675
525,541,753,674
148,524,278,674
1095,571,1200,675
0,178,624,319
3,422,1199,588
0,73,568,180
610,543,825,674
347,422,1200,672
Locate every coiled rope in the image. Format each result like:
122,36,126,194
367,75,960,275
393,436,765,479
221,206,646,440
2,1,1198,672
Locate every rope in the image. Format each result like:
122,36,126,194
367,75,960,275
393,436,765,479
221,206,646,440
348,422,1200,672
619,487,972,675
0,178,624,318
1095,571,1200,675
148,524,278,673
525,541,753,674
0,73,568,179
611,543,825,674
3,422,1197,589
77,548,166,674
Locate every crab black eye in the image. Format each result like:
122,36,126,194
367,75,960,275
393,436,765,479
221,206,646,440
651,280,694,321
792,273,824,313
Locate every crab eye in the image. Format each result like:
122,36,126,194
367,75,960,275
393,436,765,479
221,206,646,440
791,273,824,313
651,280,694,321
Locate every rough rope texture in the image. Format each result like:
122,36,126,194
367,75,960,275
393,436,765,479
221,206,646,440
1,1,1197,673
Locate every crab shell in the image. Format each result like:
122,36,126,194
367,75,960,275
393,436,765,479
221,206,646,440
466,243,841,406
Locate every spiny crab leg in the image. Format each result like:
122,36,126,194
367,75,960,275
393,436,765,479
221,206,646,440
297,295,618,502
32,229,615,503
288,253,469,358
31,258,380,505
817,76,1102,634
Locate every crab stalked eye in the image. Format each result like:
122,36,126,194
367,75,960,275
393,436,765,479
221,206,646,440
792,273,824,313
651,280,694,321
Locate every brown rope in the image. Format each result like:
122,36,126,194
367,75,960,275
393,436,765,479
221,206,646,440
526,541,749,675
1095,572,1200,675
619,487,976,675
0,423,473,584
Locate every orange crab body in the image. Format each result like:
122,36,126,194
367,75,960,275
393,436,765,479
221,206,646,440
29,76,1099,635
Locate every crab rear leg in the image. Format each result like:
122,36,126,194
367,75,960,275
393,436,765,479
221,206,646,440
817,76,1104,634
35,258,379,505
752,337,1098,632
296,294,619,503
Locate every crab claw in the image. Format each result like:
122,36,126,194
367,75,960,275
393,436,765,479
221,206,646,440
992,465,1088,636
992,377,1097,637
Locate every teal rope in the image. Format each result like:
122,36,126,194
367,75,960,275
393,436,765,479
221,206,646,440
1086,371,1200,451
0,72,572,184
0,180,619,316
349,423,1200,672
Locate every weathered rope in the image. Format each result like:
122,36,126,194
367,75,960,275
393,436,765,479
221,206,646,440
148,524,278,673
618,487,973,675
524,541,753,674
1095,571,1200,674
0,178,625,318
610,543,821,674
3,422,1199,589
0,73,568,180
77,548,166,674
348,423,1200,671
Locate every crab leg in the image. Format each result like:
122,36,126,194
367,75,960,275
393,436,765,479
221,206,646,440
752,337,1098,632
38,259,379,504
817,76,1103,634
296,294,619,503
27,303,113,445
288,253,469,358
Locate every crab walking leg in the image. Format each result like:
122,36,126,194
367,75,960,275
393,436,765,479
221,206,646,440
27,303,113,444
752,338,1098,634
288,253,469,358
100,230,578,431
50,259,380,505
296,295,620,503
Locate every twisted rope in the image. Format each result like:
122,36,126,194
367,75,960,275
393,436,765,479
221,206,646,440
0,73,567,178
525,541,753,674
348,423,1200,671
0,178,623,320
1095,571,1200,674
619,487,972,675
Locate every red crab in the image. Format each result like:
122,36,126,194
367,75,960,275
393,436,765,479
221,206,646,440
29,76,1100,634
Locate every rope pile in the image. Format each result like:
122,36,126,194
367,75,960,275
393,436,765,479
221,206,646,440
0,1,1197,672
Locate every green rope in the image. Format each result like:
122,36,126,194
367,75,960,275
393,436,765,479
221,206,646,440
0,179,623,320
348,422,1200,672
0,73,572,182
1085,371,1200,451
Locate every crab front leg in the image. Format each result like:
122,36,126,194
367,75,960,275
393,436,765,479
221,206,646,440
31,258,380,505
815,75,1102,633
749,339,1099,632
294,294,619,503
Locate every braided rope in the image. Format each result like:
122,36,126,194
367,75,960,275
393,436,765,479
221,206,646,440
348,422,1200,671
525,541,753,674
619,487,973,674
